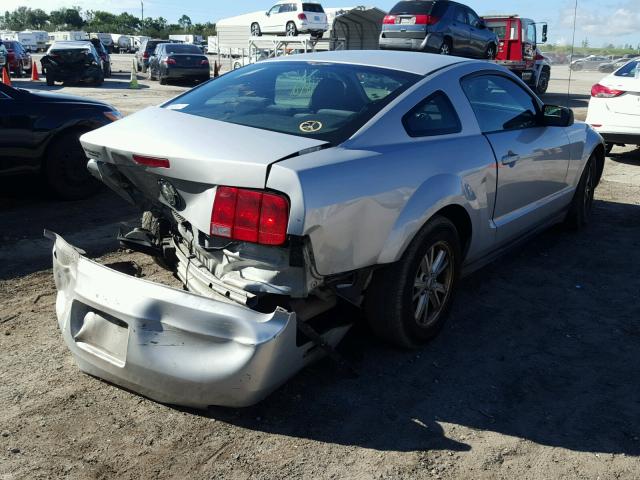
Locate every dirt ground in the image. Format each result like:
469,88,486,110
1,55,639,479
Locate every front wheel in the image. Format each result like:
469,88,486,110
44,131,100,200
565,155,597,229
536,69,550,94
46,74,55,86
485,43,496,60
286,22,298,36
365,216,461,348
251,23,262,37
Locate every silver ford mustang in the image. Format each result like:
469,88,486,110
48,50,604,408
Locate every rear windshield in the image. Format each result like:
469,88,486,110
146,41,167,52
49,48,93,62
164,44,201,54
615,60,639,78
302,3,325,13
390,1,436,15
164,61,420,145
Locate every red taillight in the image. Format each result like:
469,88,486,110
211,187,289,246
142,51,149,58
200,58,209,65
132,154,170,168
414,15,440,25
164,57,176,65
383,15,396,24
591,83,625,98
298,13,307,20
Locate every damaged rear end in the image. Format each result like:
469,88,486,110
48,106,347,407
42,44,103,84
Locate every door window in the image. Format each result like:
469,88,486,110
268,5,282,15
466,10,481,28
453,7,468,24
461,75,539,133
403,91,461,137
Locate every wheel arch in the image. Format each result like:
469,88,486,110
591,142,605,187
42,123,95,170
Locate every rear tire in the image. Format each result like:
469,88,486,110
485,43,496,60
286,22,298,36
565,155,596,229
439,39,452,56
44,131,99,200
365,216,461,349
605,143,614,155
159,76,167,85
141,211,175,271
46,74,55,86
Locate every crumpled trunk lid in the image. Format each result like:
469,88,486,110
43,49,92,72
80,106,327,189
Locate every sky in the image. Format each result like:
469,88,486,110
3,0,639,48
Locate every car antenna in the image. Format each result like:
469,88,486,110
567,0,579,109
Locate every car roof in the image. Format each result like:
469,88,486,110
264,50,470,76
50,41,93,50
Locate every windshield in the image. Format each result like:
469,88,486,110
164,61,420,145
164,44,202,54
615,60,639,78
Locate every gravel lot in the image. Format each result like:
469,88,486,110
1,54,639,479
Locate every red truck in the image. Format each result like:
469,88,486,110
482,15,550,94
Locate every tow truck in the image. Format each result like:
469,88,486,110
482,15,550,94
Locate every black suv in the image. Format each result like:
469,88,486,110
379,0,499,59
135,38,170,73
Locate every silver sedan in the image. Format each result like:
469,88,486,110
49,50,604,407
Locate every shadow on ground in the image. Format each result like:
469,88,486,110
174,200,640,456
609,146,640,166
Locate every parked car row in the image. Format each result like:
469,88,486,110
0,40,32,77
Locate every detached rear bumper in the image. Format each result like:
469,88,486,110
47,231,322,408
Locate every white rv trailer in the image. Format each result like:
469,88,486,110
110,34,133,53
49,31,90,43
16,30,49,51
169,34,203,44
89,32,114,51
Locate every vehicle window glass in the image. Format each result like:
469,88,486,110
390,1,436,15
291,4,298,12
166,61,420,145
164,44,201,54
461,75,539,132
467,10,481,28
280,4,291,12
356,71,405,101
302,3,325,13
522,23,536,43
454,7,468,24
615,60,639,77
268,5,282,15
486,21,506,39
403,91,461,137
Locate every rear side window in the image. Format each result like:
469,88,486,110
615,60,639,78
303,3,325,12
461,75,538,132
403,91,461,137
390,1,436,15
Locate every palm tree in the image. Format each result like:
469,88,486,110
178,14,192,33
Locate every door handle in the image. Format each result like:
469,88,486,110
501,151,520,166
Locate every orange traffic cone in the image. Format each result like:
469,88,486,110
1,67,11,86
31,60,39,81
213,60,219,78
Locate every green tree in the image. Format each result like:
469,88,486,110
178,14,192,33
49,7,84,29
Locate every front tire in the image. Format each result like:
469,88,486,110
251,23,262,37
536,69,550,94
565,155,596,229
141,211,175,270
46,74,55,86
365,216,461,348
485,43,496,60
44,131,100,200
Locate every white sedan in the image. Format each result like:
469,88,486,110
586,58,640,153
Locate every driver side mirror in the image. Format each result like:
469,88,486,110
266,11,271,16
541,24,548,43
478,20,486,29
542,105,573,127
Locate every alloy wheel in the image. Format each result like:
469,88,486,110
286,23,297,36
439,43,450,55
413,241,454,327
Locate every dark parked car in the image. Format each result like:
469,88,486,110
380,0,499,59
3,40,32,77
147,43,210,85
0,82,121,199
89,38,112,77
135,38,170,73
41,41,105,86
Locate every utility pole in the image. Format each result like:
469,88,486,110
141,0,144,24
